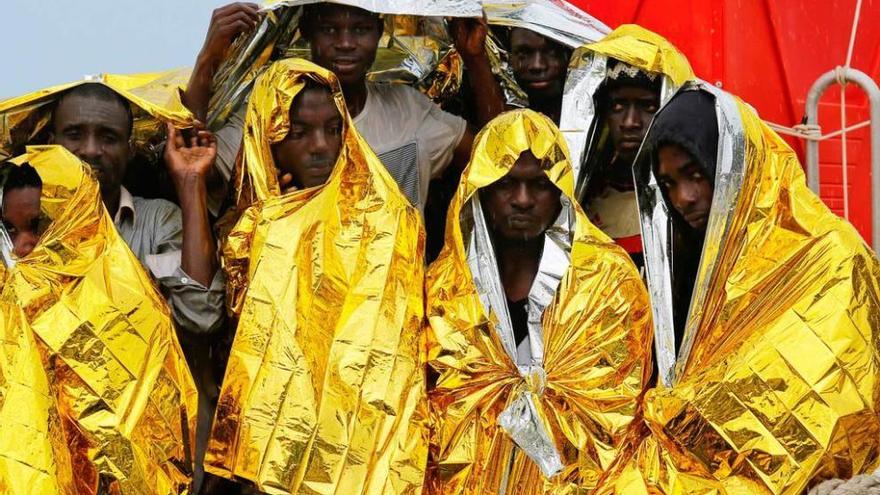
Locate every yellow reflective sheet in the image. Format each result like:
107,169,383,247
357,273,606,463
205,59,428,495
0,145,198,494
426,109,653,494
596,91,880,494
0,69,193,160
581,24,695,88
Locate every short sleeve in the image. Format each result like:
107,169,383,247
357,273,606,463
418,97,467,179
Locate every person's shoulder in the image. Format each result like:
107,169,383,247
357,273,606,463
132,195,182,224
368,82,433,109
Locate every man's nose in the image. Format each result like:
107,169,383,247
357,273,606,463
78,134,103,160
510,183,535,209
621,105,642,130
13,232,38,257
311,130,331,154
528,52,548,73
336,30,356,50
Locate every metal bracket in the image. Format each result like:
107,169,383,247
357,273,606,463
805,67,880,253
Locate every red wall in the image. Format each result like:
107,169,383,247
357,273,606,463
573,0,880,242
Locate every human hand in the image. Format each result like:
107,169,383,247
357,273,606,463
449,16,489,61
165,122,217,182
198,2,261,67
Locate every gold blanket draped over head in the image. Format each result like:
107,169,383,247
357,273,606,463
596,85,880,494
0,70,193,160
425,109,653,494
0,146,198,494
205,59,428,495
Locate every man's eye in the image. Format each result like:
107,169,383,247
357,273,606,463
353,26,369,35
643,103,659,113
611,102,625,112
320,26,336,35
690,171,704,180
63,130,81,140
102,134,120,145
328,124,342,135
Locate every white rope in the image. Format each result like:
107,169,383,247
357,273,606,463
765,0,863,219
764,120,870,141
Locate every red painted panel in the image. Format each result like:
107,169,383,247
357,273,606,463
573,0,880,243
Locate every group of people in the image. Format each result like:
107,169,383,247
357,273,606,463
1,2,878,495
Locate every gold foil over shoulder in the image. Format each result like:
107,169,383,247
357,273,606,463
0,145,198,494
426,109,653,494
595,84,880,494
205,59,429,495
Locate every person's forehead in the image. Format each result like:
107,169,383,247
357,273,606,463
55,95,129,131
2,187,41,213
289,88,341,121
609,85,659,100
510,28,551,48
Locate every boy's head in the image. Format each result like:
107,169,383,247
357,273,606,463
271,81,343,189
481,151,562,244
300,4,384,88
1,163,44,258
650,90,719,233
508,28,570,105
600,60,662,164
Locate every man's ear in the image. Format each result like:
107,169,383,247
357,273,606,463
47,130,55,144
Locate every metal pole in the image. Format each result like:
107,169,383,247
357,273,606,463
805,68,880,253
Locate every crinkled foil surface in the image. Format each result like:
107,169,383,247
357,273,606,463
482,0,609,110
205,59,428,495
595,84,880,494
484,0,609,49
0,146,198,494
560,24,695,192
425,109,653,494
206,0,481,128
0,70,193,161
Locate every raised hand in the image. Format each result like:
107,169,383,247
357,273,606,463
200,3,261,67
164,122,217,181
449,16,489,61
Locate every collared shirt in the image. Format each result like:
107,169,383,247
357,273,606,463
114,186,225,335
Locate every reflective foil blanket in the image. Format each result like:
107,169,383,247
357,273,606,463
425,109,653,494
205,59,428,495
595,83,880,495
0,145,198,494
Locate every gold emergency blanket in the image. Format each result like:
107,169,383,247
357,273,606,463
0,146,198,494
595,85,880,494
560,24,696,191
0,69,193,160
425,109,653,494
204,59,428,495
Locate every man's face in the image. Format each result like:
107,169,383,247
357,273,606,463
604,85,660,162
50,95,132,196
657,144,713,231
272,87,343,189
2,186,44,258
510,28,567,102
305,5,382,87
482,151,562,243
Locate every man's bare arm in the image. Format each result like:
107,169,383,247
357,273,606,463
183,2,260,121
